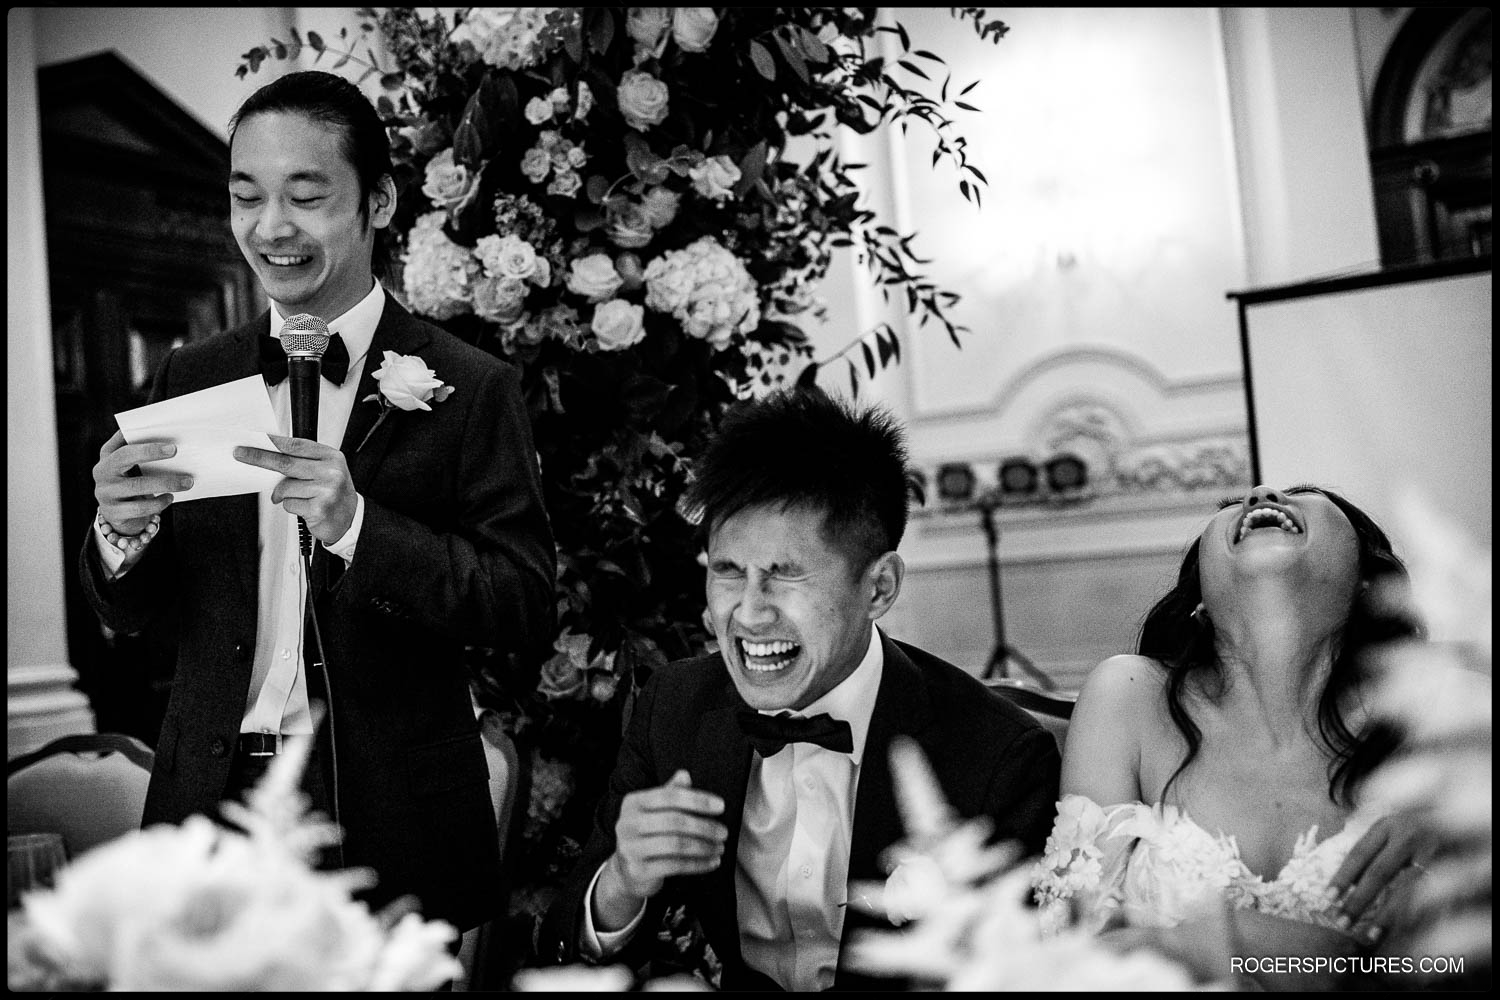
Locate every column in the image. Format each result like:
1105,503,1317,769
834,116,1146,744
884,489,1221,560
8,8,95,758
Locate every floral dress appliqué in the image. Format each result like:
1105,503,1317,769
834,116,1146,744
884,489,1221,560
1030,794,1376,935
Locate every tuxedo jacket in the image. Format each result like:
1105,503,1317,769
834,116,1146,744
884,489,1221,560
79,295,556,933
537,631,1062,990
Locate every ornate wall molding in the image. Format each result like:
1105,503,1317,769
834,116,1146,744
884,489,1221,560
917,344,1242,425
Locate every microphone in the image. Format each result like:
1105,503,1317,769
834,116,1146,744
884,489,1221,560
280,314,330,556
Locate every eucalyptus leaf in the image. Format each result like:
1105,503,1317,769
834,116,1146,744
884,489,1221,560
774,31,809,84
748,40,776,81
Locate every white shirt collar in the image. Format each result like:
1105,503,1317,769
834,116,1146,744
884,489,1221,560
780,622,885,765
267,280,386,370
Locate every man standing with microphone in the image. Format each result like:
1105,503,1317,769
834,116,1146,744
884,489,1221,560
80,71,555,937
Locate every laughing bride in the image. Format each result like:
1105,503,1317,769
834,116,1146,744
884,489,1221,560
1033,484,1428,990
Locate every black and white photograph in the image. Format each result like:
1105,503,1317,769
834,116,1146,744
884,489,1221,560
8,6,1490,991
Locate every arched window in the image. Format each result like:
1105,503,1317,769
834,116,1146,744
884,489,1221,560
1369,8,1492,265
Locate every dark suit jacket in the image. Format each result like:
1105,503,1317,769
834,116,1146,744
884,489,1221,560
79,294,555,933
537,630,1061,990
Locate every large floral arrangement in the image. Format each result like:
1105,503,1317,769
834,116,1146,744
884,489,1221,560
6,737,460,992
236,4,1007,946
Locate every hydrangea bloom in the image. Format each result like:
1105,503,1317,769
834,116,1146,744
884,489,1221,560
452,7,577,72
401,211,476,320
643,237,760,349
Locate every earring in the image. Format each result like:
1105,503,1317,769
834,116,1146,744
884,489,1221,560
1191,602,1210,626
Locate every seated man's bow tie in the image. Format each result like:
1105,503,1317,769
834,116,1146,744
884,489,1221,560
736,708,853,757
259,331,350,386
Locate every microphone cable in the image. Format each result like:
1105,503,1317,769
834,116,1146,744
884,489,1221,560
302,539,346,871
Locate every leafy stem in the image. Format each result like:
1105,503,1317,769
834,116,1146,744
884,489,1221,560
235,22,408,94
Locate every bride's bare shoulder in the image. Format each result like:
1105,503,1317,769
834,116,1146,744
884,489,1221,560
1075,654,1170,714
1062,655,1172,801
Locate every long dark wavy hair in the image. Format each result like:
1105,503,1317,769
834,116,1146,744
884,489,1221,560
1139,485,1422,807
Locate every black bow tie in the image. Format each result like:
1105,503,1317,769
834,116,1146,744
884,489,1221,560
259,331,350,386
736,708,854,758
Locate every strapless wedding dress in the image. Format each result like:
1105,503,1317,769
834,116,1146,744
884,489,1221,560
1030,794,1377,935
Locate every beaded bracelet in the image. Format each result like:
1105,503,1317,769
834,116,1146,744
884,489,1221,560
97,509,161,554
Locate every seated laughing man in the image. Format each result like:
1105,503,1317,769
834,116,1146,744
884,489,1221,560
537,388,1061,991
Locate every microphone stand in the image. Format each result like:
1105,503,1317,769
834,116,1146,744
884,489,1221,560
976,493,1056,690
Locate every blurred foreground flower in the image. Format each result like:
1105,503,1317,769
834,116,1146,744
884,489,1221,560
6,734,461,992
843,736,1202,991
1360,493,1491,984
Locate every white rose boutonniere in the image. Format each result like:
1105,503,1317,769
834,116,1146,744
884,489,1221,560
357,351,455,451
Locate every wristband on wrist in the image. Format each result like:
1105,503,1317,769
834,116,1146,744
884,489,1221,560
97,509,161,554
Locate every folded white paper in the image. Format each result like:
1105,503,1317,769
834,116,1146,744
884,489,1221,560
115,375,282,502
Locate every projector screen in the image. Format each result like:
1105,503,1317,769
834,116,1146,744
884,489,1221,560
1240,266,1492,554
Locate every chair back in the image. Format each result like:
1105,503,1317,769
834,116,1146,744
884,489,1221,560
986,679,1077,758
7,733,154,859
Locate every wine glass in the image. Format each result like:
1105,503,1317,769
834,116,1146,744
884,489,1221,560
7,832,68,909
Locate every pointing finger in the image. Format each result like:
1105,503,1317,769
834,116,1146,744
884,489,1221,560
268,433,327,455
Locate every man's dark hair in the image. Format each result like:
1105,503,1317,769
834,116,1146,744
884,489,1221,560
685,389,917,571
228,70,395,284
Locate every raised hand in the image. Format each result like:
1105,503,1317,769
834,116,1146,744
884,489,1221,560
234,433,358,544
92,430,187,535
1330,811,1432,944
592,770,727,932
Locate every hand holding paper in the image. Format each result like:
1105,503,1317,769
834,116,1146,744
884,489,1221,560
92,433,188,536
112,375,283,503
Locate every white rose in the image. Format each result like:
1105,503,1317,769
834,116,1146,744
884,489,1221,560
566,253,625,302
524,95,555,125
548,86,571,115
690,154,741,202
617,69,670,131
521,146,552,184
473,275,529,326
371,351,451,411
626,7,672,60
639,186,680,229
421,148,479,211
591,299,647,351
566,143,589,169
483,235,539,281
606,200,655,249
672,7,720,53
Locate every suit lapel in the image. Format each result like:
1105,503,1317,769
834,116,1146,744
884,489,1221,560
224,319,269,609
339,295,434,487
838,632,934,983
688,681,754,974
848,632,932,882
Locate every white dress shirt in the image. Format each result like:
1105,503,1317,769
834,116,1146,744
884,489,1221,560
96,280,384,739
583,622,885,992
